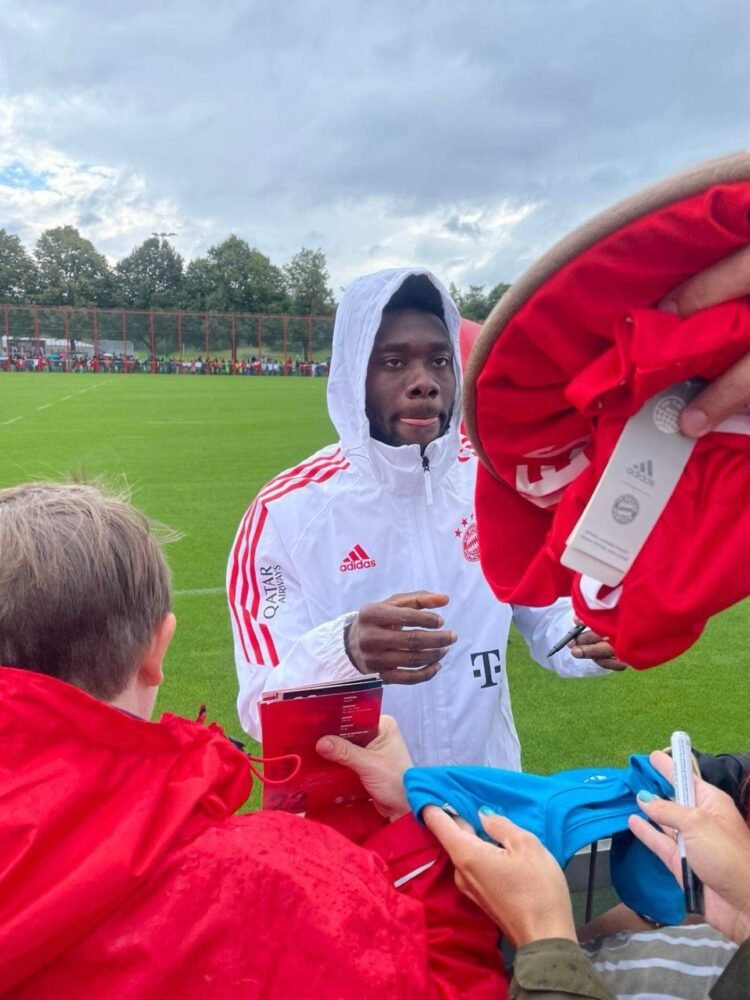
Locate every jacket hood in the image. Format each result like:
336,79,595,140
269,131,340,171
327,267,463,462
0,666,252,993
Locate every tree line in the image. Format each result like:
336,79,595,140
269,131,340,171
448,282,510,322
0,225,509,321
0,227,336,316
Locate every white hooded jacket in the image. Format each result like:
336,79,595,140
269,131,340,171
227,267,607,769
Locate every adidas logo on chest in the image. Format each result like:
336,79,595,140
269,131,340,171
339,545,377,572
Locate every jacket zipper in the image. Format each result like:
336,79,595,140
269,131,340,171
415,452,440,762
422,454,433,505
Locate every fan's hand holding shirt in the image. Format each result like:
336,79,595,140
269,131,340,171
228,267,609,769
465,154,750,669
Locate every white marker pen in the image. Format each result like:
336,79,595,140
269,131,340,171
670,730,704,915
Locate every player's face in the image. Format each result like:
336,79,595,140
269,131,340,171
365,309,456,452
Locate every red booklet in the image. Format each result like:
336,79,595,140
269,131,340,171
259,676,383,812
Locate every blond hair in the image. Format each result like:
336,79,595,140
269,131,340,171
0,482,172,700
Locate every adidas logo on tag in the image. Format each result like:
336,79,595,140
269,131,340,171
627,459,655,487
339,545,377,572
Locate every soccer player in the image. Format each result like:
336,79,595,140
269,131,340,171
228,267,623,768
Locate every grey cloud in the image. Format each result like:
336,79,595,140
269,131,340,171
77,209,101,227
445,215,482,238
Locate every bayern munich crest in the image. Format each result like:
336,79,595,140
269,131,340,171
454,514,480,562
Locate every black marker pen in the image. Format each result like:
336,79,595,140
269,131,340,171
546,622,586,657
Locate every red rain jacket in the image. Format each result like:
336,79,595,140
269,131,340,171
0,667,506,999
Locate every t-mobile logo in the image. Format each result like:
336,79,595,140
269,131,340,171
471,649,502,688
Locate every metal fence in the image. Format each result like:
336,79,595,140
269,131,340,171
1,304,335,373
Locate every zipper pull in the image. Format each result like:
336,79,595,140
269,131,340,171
422,454,433,505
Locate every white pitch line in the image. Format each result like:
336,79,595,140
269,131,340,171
173,587,225,597
2,415,23,425
77,389,87,394
38,403,52,410
61,395,72,401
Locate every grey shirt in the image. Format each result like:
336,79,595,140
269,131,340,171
510,932,750,1000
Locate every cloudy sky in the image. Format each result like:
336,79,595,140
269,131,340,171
0,0,747,292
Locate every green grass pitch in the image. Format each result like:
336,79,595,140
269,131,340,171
1,372,748,803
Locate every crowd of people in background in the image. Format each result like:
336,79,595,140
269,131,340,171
0,352,330,376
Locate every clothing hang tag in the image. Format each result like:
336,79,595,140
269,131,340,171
561,380,703,587
714,407,750,435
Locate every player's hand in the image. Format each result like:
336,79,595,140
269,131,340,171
424,805,577,946
658,245,750,438
316,715,412,820
628,749,750,945
569,621,628,671
345,591,457,685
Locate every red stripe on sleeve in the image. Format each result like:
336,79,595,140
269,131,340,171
229,453,350,668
